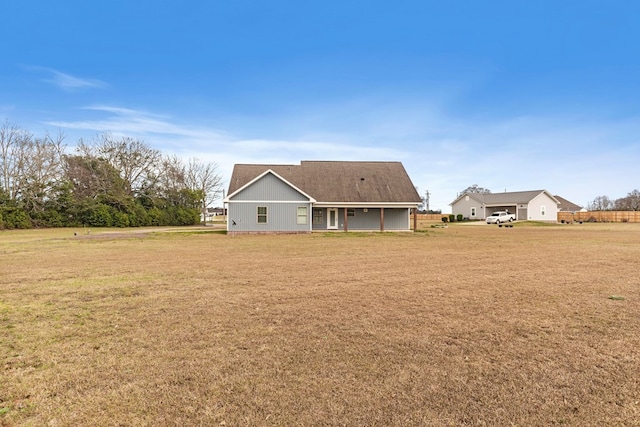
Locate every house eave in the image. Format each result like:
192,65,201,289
313,201,421,208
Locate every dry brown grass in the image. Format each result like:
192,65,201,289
1,223,639,426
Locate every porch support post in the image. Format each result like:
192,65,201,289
343,208,348,232
413,208,417,231
380,207,385,232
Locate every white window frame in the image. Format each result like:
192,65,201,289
541,205,546,216
257,206,268,224
470,207,477,217
297,206,308,225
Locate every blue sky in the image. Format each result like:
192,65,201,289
2,1,639,211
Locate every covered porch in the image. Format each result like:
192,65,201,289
311,205,419,232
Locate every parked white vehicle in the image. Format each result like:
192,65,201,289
486,211,516,224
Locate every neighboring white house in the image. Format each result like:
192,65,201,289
450,190,560,221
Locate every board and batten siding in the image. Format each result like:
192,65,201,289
341,208,411,231
227,172,313,233
230,173,309,202
228,201,312,232
310,208,412,231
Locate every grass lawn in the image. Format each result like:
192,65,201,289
1,223,639,426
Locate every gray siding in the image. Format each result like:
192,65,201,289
311,208,410,231
228,202,312,232
228,172,312,232
232,173,309,202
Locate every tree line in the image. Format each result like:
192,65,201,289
0,120,223,229
587,191,640,211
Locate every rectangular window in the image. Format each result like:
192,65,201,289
257,206,267,223
313,209,323,224
541,205,546,216
470,207,477,217
297,206,308,225
347,208,355,217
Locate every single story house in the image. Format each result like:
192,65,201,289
450,190,560,221
224,161,422,234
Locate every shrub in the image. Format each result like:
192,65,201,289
441,216,448,223
42,209,65,227
456,214,463,222
87,204,113,227
113,212,131,228
173,207,200,226
0,208,32,229
449,214,455,222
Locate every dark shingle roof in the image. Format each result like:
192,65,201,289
451,190,560,206
228,161,422,203
554,195,583,212
480,190,552,205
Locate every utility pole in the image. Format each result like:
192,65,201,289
424,190,430,213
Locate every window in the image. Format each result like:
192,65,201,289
313,209,323,224
257,206,267,223
470,207,477,217
297,207,308,225
540,205,546,216
347,208,355,217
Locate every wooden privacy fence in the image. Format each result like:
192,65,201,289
413,212,640,224
557,211,640,223
413,213,449,222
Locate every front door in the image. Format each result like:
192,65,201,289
327,208,338,229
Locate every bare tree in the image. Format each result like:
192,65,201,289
0,122,65,215
0,120,31,200
587,195,613,211
460,184,492,195
19,131,66,215
614,189,640,211
78,133,161,197
184,158,224,224
153,154,188,206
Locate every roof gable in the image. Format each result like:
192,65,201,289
450,192,486,206
225,169,315,202
227,161,422,204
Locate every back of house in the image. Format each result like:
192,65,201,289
225,161,422,233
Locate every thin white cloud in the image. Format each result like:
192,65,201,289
45,104,414,201
47,105,228,143
47,104,408,159
44,101,640,211
26,66,107,90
